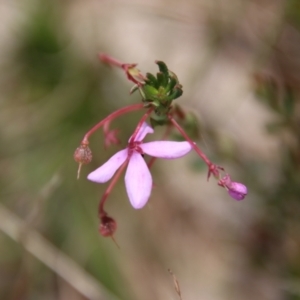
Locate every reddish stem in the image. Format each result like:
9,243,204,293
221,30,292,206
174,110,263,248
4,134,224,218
82,103,144,145
99,53,124,68
168,115,211,166
99,159,129,217
168,115,222,180
129,108,154,144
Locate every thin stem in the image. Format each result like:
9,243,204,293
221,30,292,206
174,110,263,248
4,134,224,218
99,53,124,68
98,159,129,217
169,115,222,180
82,103,144,144
168,115,211,166
77,163,82,180
99,53,143,84
110,235,120,249
129,108,154,144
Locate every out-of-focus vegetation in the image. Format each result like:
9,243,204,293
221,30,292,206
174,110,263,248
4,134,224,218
0,1,300,299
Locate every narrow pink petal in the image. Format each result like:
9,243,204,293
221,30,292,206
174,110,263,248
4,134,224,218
125,152,152,209
128,122,154,142
87,149,128,183
141,141,192,159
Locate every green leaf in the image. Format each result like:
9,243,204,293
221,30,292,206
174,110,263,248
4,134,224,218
155,61,168,77
165,86,183,101
166,76,177,93
145,72,158,88
140,84,161,101
156,72,164,87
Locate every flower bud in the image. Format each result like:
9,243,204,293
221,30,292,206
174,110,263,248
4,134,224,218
218,174,247,201
74,144,92,164
99,215,117,237
227,182,247,201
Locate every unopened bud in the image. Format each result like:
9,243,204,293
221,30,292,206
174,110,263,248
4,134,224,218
227,182,247,200
99,215,117,237
218,174,247,201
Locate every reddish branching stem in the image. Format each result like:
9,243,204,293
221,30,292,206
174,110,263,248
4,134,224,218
82,103,144,145
168,115,222,180
168,115,211,165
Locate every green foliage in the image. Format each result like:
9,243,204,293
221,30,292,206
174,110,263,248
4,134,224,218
136,61,183,120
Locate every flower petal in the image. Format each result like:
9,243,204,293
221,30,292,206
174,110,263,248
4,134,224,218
141,141,192,158
129,122,154,142
87,149,128,183
125,152,152,209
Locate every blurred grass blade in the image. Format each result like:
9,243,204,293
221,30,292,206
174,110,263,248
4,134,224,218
0,203,122,300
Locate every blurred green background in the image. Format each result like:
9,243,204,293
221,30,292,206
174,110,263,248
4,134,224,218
0,0,300,299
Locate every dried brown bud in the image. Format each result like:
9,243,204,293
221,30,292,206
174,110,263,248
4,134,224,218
74,144,92,164
99,215,117,237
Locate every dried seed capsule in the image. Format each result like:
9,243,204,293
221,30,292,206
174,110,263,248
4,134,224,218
74,144,92,164
99,215,117,237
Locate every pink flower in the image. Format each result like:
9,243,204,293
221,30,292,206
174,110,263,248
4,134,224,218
88,123,192,209
218,174,247,201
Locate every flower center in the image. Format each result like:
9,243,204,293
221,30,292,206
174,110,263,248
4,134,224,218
128,141,143,157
